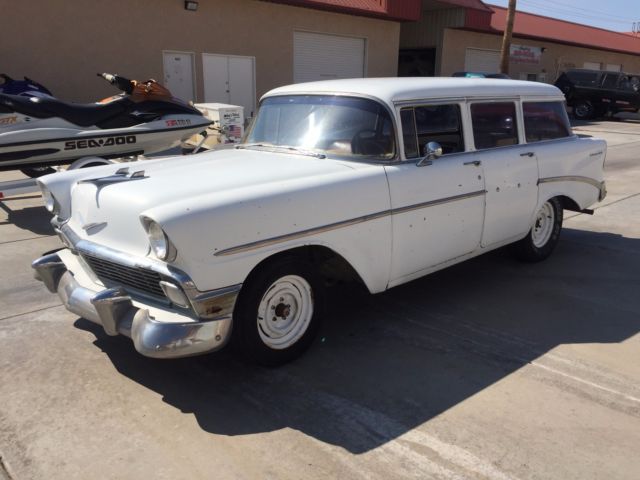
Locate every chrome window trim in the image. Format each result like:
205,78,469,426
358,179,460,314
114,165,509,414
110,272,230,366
468,99,522,151
251,92,401,164
521,100,574,144
398,102,467,160
214,190,486,257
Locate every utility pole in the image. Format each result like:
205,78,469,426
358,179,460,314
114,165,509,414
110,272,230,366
500,0,517,74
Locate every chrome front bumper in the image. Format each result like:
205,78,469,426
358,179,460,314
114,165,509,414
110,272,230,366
32,251,239,359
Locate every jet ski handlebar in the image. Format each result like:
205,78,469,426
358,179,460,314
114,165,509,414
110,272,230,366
98,73,135,94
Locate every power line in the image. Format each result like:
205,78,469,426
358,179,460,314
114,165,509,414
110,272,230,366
517,0,633,26
517,0,629,21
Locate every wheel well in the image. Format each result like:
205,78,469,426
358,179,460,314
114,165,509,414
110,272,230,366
556,195,581,212
246,246,367,290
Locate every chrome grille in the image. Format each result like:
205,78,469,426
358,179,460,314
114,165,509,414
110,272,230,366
82,253,165,298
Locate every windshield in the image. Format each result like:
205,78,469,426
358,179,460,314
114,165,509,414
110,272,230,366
244,95,396,160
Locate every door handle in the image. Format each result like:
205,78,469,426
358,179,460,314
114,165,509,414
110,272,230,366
520,152,535,157
463,160,481,166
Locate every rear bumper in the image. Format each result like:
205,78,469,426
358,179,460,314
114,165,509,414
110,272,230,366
32,251,237,359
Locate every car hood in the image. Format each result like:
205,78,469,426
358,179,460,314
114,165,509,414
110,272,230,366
53,148,369,256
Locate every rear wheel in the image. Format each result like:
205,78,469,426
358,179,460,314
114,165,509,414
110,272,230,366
232,257,324,366
513,198,563,262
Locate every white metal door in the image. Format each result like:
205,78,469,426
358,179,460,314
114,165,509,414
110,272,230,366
384,157,485,283
203,54,230,104
203,54,256,117
293,31,365,83
475,145,539,247
228,56,256,117
162,51,195,102
464,48,500,72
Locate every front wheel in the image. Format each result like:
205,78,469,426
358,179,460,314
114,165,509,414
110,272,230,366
513,198,563,262
232,257,324,366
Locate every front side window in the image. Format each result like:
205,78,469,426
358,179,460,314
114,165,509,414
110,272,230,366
523,102,572,142
470,102,519,149
400,104,464,159
244,95,395,160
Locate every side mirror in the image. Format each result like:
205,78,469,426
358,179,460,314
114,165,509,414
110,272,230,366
417,141,442,166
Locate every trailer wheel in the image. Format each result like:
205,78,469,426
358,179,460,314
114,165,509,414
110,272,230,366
20,167,56,178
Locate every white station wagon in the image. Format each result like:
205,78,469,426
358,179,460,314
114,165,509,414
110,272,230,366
33,78,607,365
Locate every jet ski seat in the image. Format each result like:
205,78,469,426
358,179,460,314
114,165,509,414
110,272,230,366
0,93,130,127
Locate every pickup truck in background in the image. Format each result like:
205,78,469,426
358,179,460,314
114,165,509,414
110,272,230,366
555,69,640,120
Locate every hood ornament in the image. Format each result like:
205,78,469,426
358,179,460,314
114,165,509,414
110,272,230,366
78,167,148,188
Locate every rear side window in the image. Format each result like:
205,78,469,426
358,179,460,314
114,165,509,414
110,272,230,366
523,102,572,142
566,71,599,86
602,74,619,89
470,102,518,149
400,104,464,158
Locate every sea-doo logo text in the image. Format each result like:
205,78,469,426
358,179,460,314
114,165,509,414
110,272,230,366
0,116,18,125
166,119,191,127
64,135,137,150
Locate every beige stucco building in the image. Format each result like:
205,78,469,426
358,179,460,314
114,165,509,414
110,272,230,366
3,0,639,113
1,0,413,115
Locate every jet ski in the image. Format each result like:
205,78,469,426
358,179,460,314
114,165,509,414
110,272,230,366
0,74,52,97
0,73,211,177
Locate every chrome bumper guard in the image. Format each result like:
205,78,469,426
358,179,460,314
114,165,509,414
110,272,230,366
33,252,239,359
599,181,607,202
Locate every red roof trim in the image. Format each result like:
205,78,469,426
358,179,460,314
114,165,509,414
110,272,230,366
261,0,421,21
488,5,640,55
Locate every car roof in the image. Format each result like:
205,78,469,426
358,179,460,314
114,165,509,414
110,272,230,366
263,77,564,105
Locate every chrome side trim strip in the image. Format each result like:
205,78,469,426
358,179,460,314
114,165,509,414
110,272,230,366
538,176,603,190
214,190,486,257
390,190,486,216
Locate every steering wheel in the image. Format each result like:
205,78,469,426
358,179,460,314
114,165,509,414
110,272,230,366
351,129,385,156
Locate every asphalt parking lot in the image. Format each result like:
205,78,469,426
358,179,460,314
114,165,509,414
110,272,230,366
1,119,639,480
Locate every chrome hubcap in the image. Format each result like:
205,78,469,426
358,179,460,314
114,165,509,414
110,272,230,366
532,202,555,248
257,275,313,350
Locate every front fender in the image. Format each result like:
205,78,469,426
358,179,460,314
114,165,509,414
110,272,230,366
144,166,393,293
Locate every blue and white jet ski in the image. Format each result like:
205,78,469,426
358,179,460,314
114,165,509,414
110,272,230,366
0,73,211,177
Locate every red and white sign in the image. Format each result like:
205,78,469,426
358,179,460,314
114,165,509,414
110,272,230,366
510,45,542,64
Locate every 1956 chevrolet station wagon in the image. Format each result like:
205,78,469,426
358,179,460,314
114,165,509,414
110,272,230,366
33,78,607,365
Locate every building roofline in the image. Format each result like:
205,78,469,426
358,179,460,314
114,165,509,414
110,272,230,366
451,25,640,58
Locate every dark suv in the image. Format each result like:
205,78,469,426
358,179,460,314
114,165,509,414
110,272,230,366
555,69,640,120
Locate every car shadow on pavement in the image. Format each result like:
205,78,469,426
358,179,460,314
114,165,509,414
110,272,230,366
74,228,640,454
0,200,54,236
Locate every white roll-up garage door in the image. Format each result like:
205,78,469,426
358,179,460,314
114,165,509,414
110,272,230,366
293,31,366,83
464,48,500,73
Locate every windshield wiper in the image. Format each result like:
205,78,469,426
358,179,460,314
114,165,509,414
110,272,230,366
236,143,326,159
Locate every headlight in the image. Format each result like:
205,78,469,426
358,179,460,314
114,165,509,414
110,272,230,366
142,218,176,261
40,186,59,215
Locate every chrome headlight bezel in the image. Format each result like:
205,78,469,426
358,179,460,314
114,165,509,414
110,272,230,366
141,217,177,262
40,185,60,215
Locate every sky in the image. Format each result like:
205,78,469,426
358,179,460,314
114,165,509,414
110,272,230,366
487,0,639,32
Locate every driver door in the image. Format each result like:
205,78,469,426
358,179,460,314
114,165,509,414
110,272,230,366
385,103,485,286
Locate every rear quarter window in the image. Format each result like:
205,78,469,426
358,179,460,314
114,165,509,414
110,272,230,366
523,102,572,142
566,71,599,86
470,102,518,149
